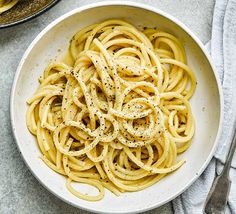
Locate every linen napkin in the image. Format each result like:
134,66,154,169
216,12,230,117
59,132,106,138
171,0,236,213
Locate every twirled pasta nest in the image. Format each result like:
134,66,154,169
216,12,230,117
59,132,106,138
26,19,196,201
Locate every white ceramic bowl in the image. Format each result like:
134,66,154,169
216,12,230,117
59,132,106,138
10,1,223,213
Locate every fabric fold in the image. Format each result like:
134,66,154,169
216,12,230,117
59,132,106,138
172,0,236,213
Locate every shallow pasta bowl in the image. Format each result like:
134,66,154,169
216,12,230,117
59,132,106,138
10,1,223,213
0,0,61,28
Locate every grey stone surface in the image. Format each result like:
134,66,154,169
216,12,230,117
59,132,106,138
0,0,214,213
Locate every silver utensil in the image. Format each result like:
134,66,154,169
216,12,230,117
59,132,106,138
204,127,236,214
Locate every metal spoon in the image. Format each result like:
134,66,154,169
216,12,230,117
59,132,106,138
204,127,236,214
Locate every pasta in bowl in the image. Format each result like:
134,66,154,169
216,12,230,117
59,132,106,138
26,19,196,202
0,0,18,14
11,2,222,213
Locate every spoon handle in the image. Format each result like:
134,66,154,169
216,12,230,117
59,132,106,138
204,127,236,214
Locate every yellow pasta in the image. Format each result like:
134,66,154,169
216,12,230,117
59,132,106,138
26,19,196,201
0,0,18,14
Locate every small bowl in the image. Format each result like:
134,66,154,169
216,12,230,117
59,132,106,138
0,0,60,28
10,1,223,213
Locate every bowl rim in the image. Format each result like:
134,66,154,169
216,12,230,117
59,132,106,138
0,0,61,29
10,1,224,213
